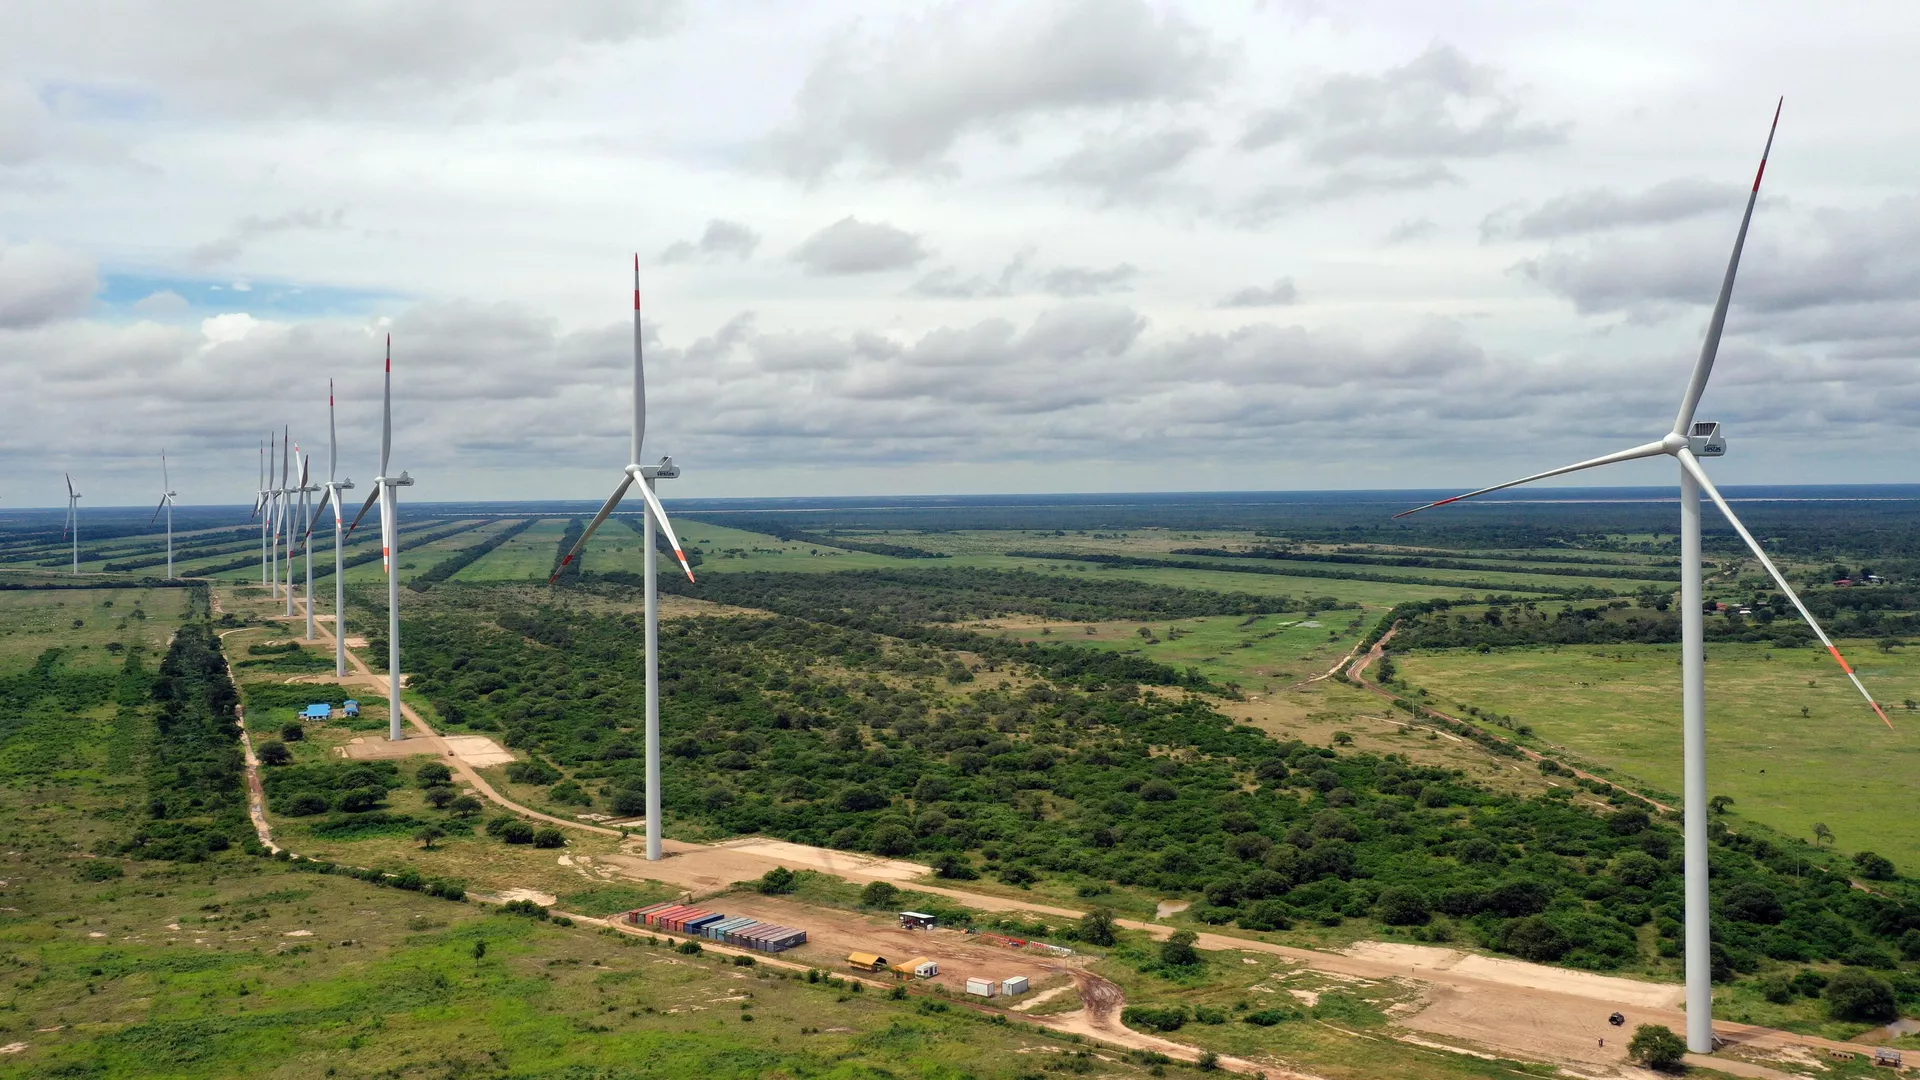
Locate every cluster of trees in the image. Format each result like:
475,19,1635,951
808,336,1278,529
1168,546,1680,583
122,621,250,861
1003,549,1605,599
691,516,949,559
397,599,1920,987
1382,596,1844,650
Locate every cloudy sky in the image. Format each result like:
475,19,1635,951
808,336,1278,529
6,1,1920,507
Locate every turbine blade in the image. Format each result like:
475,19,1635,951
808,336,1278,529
1393,440,1670,519
307,487,333,540
1679,449,1892,728
151,495,167,525
299,451,310,489
1672,98,1782,436
634,478,697,583
328,378,338,481
162,451,169,490
381,334,392,477
282,427,290,489
346,488,381,537
633,255,646,464
550,475,634,585
65,473,73,499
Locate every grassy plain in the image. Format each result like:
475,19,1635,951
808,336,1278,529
1395,641,1920,869
0,587,189,674
451,517,574,582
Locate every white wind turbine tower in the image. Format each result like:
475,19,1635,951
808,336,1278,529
253,440,270,586
293,447,320,640
62,474,81,575
1395,101,1891,1055
266,431,286,602
550,257,697,862
347,336,413,742
150,452,178,579
307,380,356,677
280,429,297,618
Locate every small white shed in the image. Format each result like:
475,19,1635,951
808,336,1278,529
1000,975,1030,996
965,977,995,997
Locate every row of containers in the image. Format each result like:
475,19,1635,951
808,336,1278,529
624,902,808,953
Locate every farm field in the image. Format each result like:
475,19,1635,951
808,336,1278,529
450,517,576,581
1394,642,1920,869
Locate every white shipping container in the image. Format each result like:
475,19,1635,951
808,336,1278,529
965,977,995,997
1000,975,1029,995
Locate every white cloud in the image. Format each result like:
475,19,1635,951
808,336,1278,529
790,216,928,275
0,241,96,327
770,0,1225,180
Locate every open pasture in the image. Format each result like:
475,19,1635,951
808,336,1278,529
1395,641,1920,869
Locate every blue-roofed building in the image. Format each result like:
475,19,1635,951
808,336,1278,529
343,700,360,717
303,703,332,721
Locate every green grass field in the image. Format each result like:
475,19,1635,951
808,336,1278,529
1396,641,1920,869
990,611,1368,690
0,587,190,675
452,518,576,582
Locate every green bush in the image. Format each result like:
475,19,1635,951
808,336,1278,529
532,827,566,848
1243,1008,1296,1026
1121,1005,1187,1033
1627,1024,1686,1070
1824,969,1898,1022
757,866,798,895
860,881,901,908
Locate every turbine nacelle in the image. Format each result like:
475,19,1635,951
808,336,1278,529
631,456,680,480
1687,421,1726,458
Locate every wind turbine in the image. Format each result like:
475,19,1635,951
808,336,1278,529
550,257,697,862
307,380,356,677
150,452,177,579
1395,101,1890,1055
347,336,413,742
62,474,81,575
280,428,295,618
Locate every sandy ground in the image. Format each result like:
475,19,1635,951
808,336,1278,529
713,837,931,881
646,893,1062,997
338,732,513,771
1343,942,1684,1010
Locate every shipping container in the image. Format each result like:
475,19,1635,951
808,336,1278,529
684,912,726,934
965,977,995,997
708,916,756,941
627,902,676,926
1001,975,1030,995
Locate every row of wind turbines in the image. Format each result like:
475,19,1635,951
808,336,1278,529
247,259,694,865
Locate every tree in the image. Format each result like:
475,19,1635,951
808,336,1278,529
472,941,487,960
414,825,445,850
280,723,305,742
1079,907,1118,947
757,867,798,895
499,820,535,844
859,881,901,908
256,740,291,766
1160,928,1200,967
1708,795,1734,815
1851,851,1896,881
449,795,482,817
1824,969,1898,1022
1812,822,1835,846
424,787,456,810
1375,887,1431,926
417,762,452,787
532,827,566,849
1627,1024,1687,1070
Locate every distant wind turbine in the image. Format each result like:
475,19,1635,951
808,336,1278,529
347,336,413,742
150,452,177,579
1395,101,1889,1055
550,257,697,862
307,380,357,677
62,474,81,575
